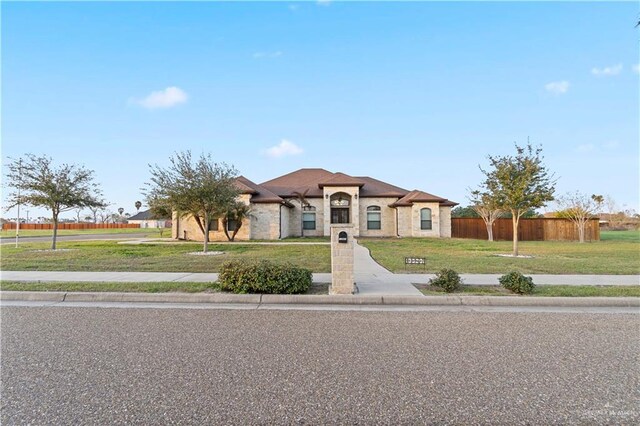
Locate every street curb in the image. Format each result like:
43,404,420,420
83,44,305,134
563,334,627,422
1,291,639,308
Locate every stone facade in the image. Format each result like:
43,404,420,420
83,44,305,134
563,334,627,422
330,225,355,294
171,169,456,242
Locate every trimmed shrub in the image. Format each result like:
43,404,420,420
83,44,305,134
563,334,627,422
218,260,312,294
499,271,535,294
429,268,463,293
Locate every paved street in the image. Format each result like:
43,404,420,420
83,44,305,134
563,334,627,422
2,306,638,424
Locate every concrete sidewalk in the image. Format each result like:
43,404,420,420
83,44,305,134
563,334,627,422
2,270,638,287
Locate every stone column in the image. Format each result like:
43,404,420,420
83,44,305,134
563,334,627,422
330,224,355,295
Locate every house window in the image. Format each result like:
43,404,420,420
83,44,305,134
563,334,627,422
303,206,316,230
208,218,219,231
226,218,237,231
367,206,381,230
420,208,432,230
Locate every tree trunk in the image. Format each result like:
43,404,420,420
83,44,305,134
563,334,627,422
578,222,585,243
512,213,519,257
486,221,494,242
203,213,209,253
52,212,59,250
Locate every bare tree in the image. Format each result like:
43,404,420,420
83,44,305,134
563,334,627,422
5,154,105,249
555,192,603,243
74,207,83,223
469,190,504,242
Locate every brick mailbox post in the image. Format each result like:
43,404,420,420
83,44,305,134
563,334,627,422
330,224,355,295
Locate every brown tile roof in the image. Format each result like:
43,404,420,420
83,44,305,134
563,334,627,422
236,176,286,204
259,168,456,206
260,168,334,198
318,172,365,188
390,190,458,207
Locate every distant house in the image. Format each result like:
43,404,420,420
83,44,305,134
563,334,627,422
127,209,171,228
173,168,457,241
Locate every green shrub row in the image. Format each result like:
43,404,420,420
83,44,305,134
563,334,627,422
429,269,535,294
218,260,312,294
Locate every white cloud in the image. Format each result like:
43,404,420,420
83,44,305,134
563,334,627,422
577,144,595,153
602,140,619,150
545,81,569,95
633,64,640,74
253,51,283,59
265,140,303,158
133,87,188,109
591,63,623,76
317,0,331,6
288,4,300,11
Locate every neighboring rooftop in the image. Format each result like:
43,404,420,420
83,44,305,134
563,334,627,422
127,209,170,221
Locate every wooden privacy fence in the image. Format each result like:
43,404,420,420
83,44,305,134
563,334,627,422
451,218,600,241
1,223,140,230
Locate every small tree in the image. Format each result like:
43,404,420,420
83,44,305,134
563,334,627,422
478,143,556,256
145,151,239,252
222,201,252,242
5,154,106,249
135,200,142,213
291,188,310,237
555,192,603,243
468,190,504,242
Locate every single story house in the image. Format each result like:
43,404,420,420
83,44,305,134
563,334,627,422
172,168,457,241
128,210,171,228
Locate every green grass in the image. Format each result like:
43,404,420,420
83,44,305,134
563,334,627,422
416,284,640,297
0,240,331,272
0,281,221,293
0,281,330,294
600,230,640,242
360,234,640,274
0,228,166,238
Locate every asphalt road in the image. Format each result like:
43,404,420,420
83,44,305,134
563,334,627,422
0,233,152,244
2,307,639,424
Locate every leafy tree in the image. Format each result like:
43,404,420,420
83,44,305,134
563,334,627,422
222,201,252,242
118,207,124,216
478,143,556,256
135,200,142,213
144,151,239,252
5,154,106,249
450,206,480,218
468,191,504,242
555,192,603,243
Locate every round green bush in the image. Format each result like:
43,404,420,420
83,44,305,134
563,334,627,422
499,271,535,294
218,260,312,294
428,268,463,293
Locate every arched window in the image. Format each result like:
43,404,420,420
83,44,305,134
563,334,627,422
303,205,316,230
367,206,381,230
420,208,432,230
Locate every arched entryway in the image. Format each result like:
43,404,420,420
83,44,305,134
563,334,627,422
330,192,351,224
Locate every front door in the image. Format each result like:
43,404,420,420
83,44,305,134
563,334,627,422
331,208,349,224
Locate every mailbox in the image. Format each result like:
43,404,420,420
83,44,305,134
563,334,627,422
338,231,348,244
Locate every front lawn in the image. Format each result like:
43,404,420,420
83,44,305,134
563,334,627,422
1,241,331,273
0,281,331,294
415,284,640,297
360,235,640,274
0,228,166,238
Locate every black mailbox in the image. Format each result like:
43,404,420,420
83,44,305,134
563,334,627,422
338,231,348,244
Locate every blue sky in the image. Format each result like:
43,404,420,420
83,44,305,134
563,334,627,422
2,1,639,220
